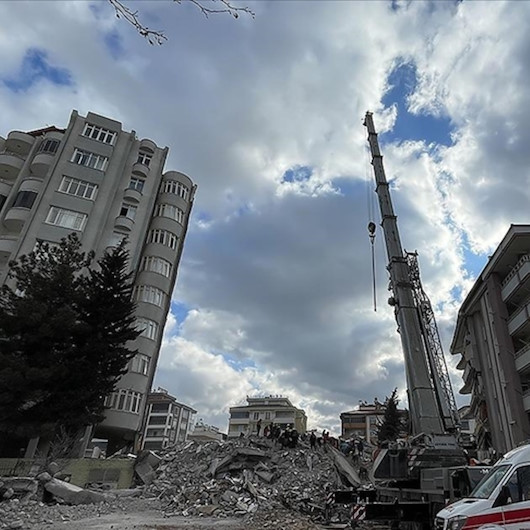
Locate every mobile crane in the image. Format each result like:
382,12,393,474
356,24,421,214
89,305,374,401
356,113,483,528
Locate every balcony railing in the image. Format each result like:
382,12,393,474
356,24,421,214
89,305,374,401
502,254,530,288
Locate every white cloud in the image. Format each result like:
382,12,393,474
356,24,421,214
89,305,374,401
2,0,529,435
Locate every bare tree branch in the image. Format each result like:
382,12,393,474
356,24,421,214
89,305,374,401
108,0,255,45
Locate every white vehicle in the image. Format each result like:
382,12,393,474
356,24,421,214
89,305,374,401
435,444,530,529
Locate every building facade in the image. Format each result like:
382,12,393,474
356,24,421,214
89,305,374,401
340,401,386,445
451,225,530,455
228,395,307,438
141,388,196,450
189,421,225,442
0,111,196,453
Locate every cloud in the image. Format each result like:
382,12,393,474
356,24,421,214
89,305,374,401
2,0,530,435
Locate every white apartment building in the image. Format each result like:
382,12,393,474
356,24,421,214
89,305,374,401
0,111,195,455
228,395,307,438
452,225,530,455
142,388,196,450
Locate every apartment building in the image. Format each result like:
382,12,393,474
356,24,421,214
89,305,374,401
0,111,196,454
189,421,225,442
451,225,530,455
227,395,307,438
141,388,196,450
340,401,386,445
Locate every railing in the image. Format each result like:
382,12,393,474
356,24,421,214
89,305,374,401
515,342,530,359
502,254,530,287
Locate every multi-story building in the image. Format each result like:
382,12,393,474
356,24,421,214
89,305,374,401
340,401,386,445
227,395,307,438
141,388,196,450
188,420,225,442
0,111,196,454
451,225,530,455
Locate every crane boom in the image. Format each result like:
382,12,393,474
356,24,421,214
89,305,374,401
363,111,450,436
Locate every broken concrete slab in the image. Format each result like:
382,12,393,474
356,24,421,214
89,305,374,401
44,478,107,505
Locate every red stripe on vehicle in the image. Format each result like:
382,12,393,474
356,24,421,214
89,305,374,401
463,511,503,529
502,506,530,524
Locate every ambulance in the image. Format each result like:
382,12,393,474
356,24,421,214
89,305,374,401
435,443,530,529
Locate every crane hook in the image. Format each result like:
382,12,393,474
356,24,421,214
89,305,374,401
368,221,376,243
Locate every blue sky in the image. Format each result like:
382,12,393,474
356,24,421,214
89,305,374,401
1,0,528,433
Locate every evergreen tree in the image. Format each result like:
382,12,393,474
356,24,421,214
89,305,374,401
377,388,403,444
0,234,139,441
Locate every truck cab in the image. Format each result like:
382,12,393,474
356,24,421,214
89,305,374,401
436,444,530,529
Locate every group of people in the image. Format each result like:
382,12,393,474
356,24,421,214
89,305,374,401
244,419,300,448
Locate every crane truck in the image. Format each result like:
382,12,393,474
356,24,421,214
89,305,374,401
351,112,489,529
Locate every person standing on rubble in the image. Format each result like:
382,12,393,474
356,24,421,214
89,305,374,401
256,418,262,436
310,431,317,450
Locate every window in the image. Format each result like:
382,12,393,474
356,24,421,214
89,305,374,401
141,256,172,278
59,176,98,200
148,416,167,425
151,403,169,413
129,353,150,375
148,229,178,250
253,412,259,420
83,123,116,145
71,148,108,171
46,206,87,231
38,139,60,154
137,152,152,166
105,389,142,414
155,203,184,224
265,412,270,420
13,191,37,209
136,317,159,340
162,180,189,200
133,285,165,307
119,203,137,220
230,411,249,419
146,429,164,438
129,177,145,193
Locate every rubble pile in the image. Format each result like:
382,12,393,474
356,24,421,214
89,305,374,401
143,437,349,526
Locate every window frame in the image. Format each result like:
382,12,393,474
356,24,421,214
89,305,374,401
141,256,172,278
136,317,159,340
137,152,152,167
134,285,166,307
82,123,117,145
59,176,98,200
129,177,145,193
155,203,184,224
148,229,178,250
119,203,137,220
45,206,87,231
71,148,108,171
162,180,189,200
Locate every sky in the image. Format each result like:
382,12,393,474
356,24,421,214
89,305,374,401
2,0,530,436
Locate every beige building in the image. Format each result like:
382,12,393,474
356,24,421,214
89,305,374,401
141,388,196,450
340,401,386,445
228,395,307,438
452,225,530,455
189,421,225,442
0,111,195,454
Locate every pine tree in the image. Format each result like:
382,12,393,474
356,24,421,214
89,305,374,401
377,388,403,444
0,234,139,443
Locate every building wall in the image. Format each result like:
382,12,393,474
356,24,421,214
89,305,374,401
0,112,196,451
227,396,307,437
452,225,530,455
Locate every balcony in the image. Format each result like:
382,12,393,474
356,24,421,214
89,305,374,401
502,255,530,304
515,343,530,374
114,215,134,232
30,152,54,177
132,162,149,178
524,390,530,413
0,152,24,180
139,138,157,153
0,236,17,258
4,207,30,232
6,131,35,156
508,302,530,338
123,187,142,203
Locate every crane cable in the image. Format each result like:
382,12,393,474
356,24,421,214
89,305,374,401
365,143,377,312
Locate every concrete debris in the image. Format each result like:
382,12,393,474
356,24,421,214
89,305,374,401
0,436,369,529
143,436,354,526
